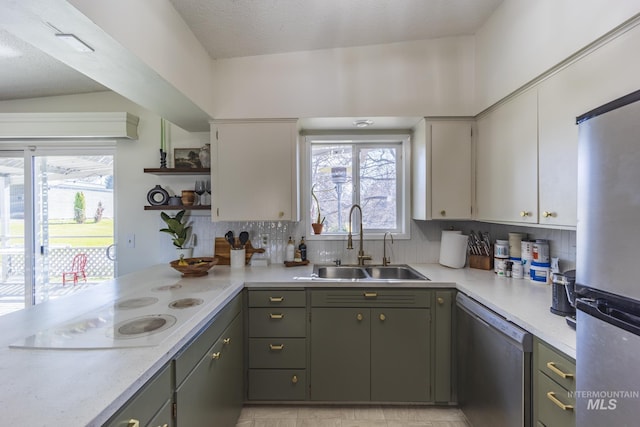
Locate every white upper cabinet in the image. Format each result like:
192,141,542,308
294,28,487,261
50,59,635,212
211,120,298,221
412,119,473,220
538,22,640,227
476,89,539,224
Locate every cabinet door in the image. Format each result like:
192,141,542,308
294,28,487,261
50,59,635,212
476,89,538,223
370,308,430,402
433,290,453,403
212,120,297,221
310,308,370,401
175,314,243,427
430,121,473,220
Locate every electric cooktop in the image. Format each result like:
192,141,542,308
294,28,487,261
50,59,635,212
10,278,225,350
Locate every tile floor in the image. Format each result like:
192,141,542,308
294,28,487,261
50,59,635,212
235,405,471,427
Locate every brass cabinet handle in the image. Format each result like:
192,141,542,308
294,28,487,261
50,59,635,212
542,211,555,218
269,344,284,351
546,361,574,379
520,210,530,217
440,210,446,216
223,338,231,345
379,313,386,321
546,391,574,411
269,296,284,302
356,313,364,321
211,352,221,360
127,420,140,427
291,375,298,384
363,292,378,298
437,297,444,305
269,313,284,319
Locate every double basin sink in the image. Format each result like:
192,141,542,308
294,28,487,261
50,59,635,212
312,264,429,282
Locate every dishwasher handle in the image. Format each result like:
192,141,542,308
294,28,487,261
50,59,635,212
456,293,533,352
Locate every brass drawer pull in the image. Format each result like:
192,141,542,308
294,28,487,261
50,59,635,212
356,313,364,321
127,420,140,427
269,296,284,302
363,292,378,298
223,337,231,345
291,375,298,384
546,361,574,379
546,391,574,411
379,313,386,321
437,297,444,305
211,352,221,360
269,344,284,351
269,313,284,319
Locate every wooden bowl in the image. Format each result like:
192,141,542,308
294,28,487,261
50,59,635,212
170,257,218,277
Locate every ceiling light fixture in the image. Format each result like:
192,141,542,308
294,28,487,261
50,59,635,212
55,33,94,53
353,119,374,128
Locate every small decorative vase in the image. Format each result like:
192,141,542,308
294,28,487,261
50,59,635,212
311,223,324,235
181,190,195,206
199,144,211,168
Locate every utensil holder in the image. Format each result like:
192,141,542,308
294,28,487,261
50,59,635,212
230,248,246,268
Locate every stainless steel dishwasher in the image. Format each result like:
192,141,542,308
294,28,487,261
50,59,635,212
456,293,532,427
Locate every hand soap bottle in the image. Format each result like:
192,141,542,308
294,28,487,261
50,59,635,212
285,236,295,262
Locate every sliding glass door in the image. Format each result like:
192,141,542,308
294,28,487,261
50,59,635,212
0,147,115,316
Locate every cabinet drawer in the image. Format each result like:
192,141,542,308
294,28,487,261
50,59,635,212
249,307,307,337
248,369,307,400
249,290,306,307
249,338,306,369
538,372,576,427
537,341,576,391
311,289,431,308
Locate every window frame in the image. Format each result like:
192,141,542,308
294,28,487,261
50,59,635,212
302,133,411,241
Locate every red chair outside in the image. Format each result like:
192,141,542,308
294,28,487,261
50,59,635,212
62,253,88,286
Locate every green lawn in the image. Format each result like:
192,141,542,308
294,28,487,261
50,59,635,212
8,218,114,247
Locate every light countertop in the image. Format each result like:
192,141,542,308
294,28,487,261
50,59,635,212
0,263,575,426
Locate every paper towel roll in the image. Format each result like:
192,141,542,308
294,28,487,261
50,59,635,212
439,231,468,268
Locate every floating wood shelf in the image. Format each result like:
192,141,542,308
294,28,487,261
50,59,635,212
144,205,211,210
144,168,210,175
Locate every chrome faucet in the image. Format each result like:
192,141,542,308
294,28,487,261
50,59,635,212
347,204,372,266
383,232,394,266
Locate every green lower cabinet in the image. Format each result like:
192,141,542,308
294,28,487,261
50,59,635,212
433,290,454,403
310,305,431,402
248,369,307,400
104,363,173,427
175,314,243,427
310,307,371,401
371,308,431,402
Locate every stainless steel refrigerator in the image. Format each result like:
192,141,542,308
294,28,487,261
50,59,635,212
575,89,640,426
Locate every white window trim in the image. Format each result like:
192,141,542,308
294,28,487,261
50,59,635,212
302,133,411,241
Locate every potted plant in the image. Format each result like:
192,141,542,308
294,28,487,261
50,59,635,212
160,210,193,259
311,184,325,234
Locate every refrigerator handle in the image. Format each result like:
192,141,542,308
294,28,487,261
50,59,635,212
577,298,640,337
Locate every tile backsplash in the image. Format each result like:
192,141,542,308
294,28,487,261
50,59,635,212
174,216,576,272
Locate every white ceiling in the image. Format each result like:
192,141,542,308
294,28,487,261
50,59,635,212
0,0,502,101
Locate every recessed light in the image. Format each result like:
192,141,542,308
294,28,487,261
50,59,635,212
353,119,374,128
55,33,94,53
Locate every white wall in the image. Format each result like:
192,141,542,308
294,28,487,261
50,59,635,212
475,0,640,110
213,37,476,118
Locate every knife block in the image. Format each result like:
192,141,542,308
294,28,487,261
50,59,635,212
214,237,265,265
469,255,493,271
